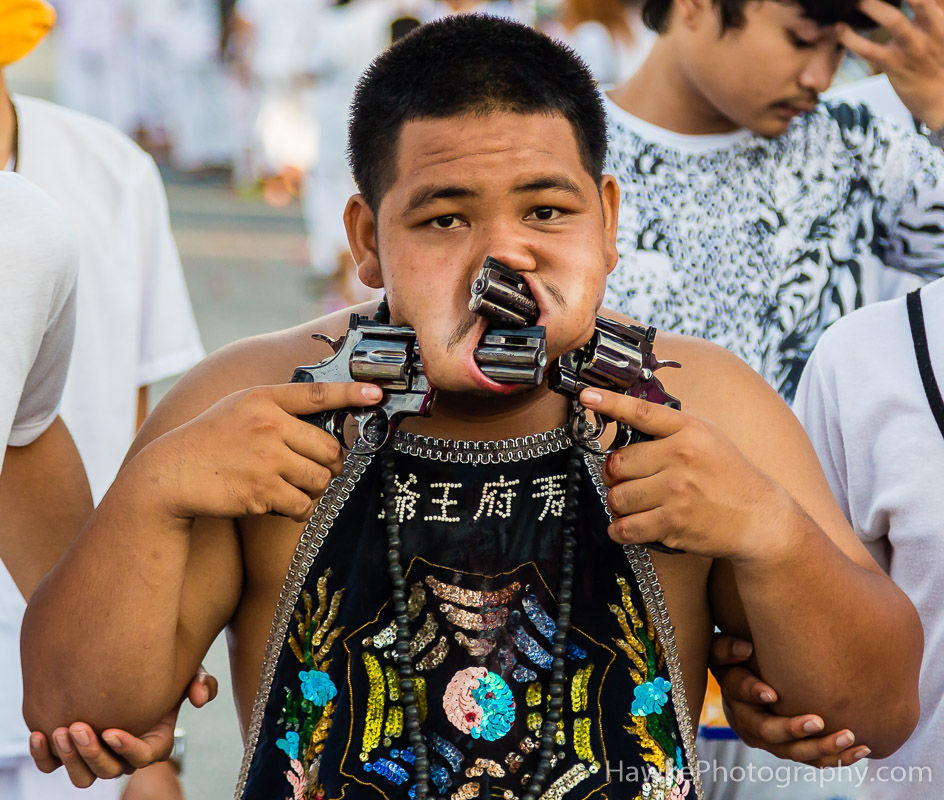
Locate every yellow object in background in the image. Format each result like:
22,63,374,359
0,0,55,68
699,672,739,740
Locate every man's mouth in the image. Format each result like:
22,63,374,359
774,99,817,117
466,258,548,389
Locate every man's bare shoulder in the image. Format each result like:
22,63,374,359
127,302,378,461
600,307,776,425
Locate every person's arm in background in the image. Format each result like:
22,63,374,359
0,418,90,599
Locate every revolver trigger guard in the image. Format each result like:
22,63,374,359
568,401,605,453
344,408,391,455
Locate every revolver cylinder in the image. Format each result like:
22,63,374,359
474,326,548,385
468,256,539,327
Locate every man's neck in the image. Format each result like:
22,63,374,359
0,73,16,168
398,384,570,442
607,38,742,136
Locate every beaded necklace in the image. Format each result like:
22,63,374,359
373,299,584,799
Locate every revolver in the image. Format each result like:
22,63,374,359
549,317,683,554
548,316,681,453
468,257,548,385
290,314,435,455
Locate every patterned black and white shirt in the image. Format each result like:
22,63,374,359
603,95,944,401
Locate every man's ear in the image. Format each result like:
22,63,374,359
600,175,620,276
344,194,383,289
675,0,713,29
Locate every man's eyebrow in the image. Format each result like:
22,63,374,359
405,185,477,215
513,176,584,197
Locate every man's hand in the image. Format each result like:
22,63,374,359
582,388,796,560
131,381,383,524
29,669,217,787
838,0,944,129
710,635,872,767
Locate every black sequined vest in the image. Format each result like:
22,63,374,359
236,429,702,800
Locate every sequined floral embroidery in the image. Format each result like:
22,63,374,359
276,569,345,799
609,575,686,776
632,678,672,716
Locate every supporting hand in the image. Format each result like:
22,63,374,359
710,634,871,767
29,668,217,787
582,388,795,560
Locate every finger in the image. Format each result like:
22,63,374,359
279,451,336,499
282,424,345,479
102,722,174,769
607,506,678,549
718,665,779,705
267,381,384,417
837,25,894,70
765,729,860,764
722,700,821,749
272,479,319,521
51,728,98,789
602,440,663,484
856,0,915,38
804,745,871,769
68,723,130,780
29,731,62,773
709,634,754,666
606,473,665,518
187,668,219,708
580,388,685,440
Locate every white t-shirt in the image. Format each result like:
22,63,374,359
793,277,944,799
11,94,205,502
602,96,944,402
0,172,78,760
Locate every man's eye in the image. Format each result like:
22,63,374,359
788,31,816,48
430,215,462,229
529,207,563,222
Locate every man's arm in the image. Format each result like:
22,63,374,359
0,416,90,599
21,332,383,737
585,336,922,758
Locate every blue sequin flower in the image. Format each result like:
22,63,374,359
632,677,672,716
470,672,516,741
275,730,300,760
299,669,338,706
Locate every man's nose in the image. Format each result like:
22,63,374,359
798,44,842,95
474,222,538,276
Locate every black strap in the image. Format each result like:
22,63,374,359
906,289,944,441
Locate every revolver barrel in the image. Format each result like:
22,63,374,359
468,256,539,327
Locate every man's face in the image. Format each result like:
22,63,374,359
680,0,845,136
345,111,619,394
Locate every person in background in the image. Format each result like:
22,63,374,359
2,0,205,504
602,0,944,404
0,170,93,800
788,277,944,798
1,2,206,796
546,0,655,84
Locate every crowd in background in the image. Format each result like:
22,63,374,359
48,0,656,292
